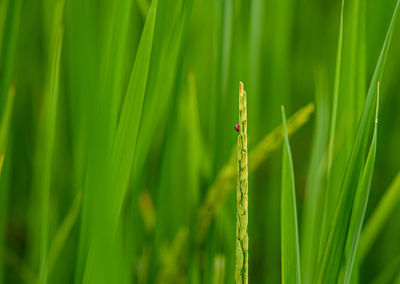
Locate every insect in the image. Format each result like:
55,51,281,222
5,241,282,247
235,123,239,132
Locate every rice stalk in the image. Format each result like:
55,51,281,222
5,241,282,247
235,82,248,284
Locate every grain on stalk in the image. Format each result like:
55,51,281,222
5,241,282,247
235,82,248,284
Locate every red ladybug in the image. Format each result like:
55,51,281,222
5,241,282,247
235,123,239,132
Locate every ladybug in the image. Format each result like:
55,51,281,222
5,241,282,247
235,123,239,132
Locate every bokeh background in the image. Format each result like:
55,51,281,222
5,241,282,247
0,0,400,283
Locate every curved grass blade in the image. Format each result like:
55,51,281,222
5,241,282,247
301,69,329,283
280,106,301,284
0,0,22,110
316,1,400,281
110,0,157,221
130,0,193,188
342,88,379,284
320,0,344,254
0,84,15,284
100,0,133,138
47,190,82,275
0,83,15,171
82,2,157,283
38,27,63,284
326,0,344,180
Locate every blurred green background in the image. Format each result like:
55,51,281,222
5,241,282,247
0,0,400,283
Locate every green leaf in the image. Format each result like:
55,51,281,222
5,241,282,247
38,27,63,284
342,87,379,284
280,106,301,284
301,68,330,283
0,83,15,165
47,190,82,275
130,0,193,187
0,0,22,110
0,84,15,284
82,1,157,282
109,0,157,222
320,0,344,254
316,0,400,281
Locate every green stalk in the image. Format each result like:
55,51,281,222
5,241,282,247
235,82,248,284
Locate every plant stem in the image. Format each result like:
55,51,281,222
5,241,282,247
235,82,248,284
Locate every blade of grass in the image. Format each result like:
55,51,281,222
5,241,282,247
220,0,233,98
69,0,103,277
0,151,9,284
316,1,400,281
247,0,263,138
344,0,362,124
356,0,367,116
27,1,64,278
360,170,400,261
47,190,82,275
127,3,194,273
0,83,15,284
0,83,15,172
186,72,203,209
320,0,344,254
300,68,330,283
0,0,22,110
342,86,379,284
280,106,301,284
38,27,63,284
82,1,157,282
130,0,193,188
109,0,157,224
100,0,133,139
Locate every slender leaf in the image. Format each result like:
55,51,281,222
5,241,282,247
82,2,157,282
320,0,344,253
316,1,400,281
0,0,22,110
280,106,301,284
0,84,15,284
342,87,379,283
39,27,63,284
47,190,82,275
301,69,330,284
